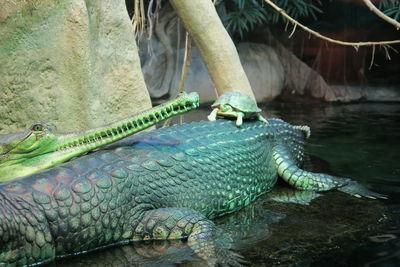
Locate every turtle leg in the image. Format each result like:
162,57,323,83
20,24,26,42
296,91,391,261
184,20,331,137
257,114,269,125
207,108,219,122
272,144,386,199
236,112,244,127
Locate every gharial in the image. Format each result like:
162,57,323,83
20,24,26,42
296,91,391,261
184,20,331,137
0,92,199,182
0,114,385,266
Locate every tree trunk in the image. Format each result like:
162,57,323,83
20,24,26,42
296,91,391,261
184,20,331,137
170,0,256,99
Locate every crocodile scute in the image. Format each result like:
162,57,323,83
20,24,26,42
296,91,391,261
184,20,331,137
0,119,361,266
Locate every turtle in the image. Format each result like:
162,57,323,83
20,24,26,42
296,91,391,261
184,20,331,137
207,92,269,126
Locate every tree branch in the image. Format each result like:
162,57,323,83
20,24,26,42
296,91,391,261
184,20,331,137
362,0,400,30
264,0,400,48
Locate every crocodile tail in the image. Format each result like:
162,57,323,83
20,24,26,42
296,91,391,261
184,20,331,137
293,125,311,139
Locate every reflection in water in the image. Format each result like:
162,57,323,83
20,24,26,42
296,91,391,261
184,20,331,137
264,102,400,266
56,103,399,266
56,240,195,266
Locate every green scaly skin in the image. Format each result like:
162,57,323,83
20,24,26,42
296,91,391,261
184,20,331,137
0,92,200,183
0,119,384,266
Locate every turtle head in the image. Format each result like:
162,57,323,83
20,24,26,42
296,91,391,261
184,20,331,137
219,104,233,113
215,104,237,118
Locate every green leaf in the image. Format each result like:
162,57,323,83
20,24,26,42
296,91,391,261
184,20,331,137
218,0,324,36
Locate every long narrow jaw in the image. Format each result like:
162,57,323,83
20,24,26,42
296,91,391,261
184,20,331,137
0,92,200,182
55,92,200,152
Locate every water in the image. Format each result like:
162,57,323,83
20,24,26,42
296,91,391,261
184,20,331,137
254,102,400,266
263,102,400,200
56,102,400,267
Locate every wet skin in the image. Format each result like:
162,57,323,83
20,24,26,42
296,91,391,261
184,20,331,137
0,118,383,266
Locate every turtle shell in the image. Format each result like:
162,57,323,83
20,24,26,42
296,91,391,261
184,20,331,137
212,92,261,113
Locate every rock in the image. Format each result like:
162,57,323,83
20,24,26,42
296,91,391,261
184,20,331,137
138,5,308,103
141,33,285,102
0,0,152,134
268,36,335,101
329,86,400,102
140,5,399,104
178,42,285,102
237,43,284,102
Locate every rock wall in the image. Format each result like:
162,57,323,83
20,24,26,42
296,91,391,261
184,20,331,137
142,41,285,103
139,6,285,103
238,43,284,101
138,5,332,103
140,5,400,104
0,0,152,134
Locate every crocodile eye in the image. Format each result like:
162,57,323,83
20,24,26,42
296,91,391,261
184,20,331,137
31,123,44,132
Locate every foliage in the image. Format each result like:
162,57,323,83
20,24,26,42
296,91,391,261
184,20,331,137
215,0,322,38
378,0,400,21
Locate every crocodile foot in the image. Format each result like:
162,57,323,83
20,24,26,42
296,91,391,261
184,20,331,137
337,180,388,199
209,248,247,267
134,207,247,266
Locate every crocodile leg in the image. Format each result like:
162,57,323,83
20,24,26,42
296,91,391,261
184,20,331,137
133,208,245,266
273,144,350,191
272,144,386,199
